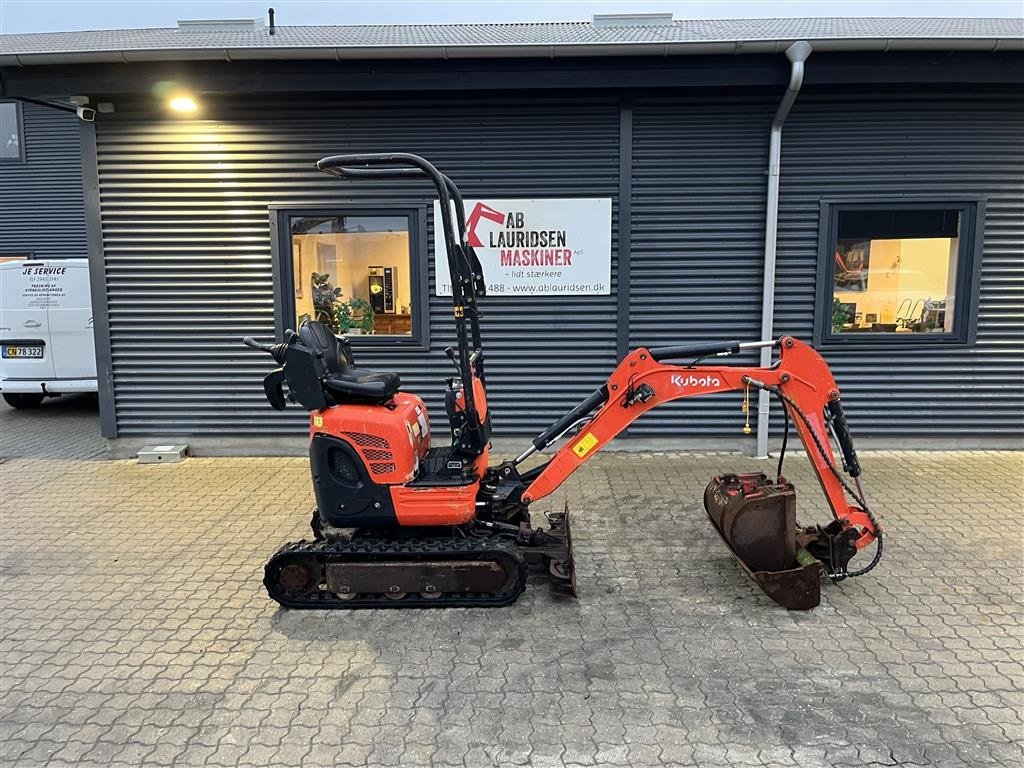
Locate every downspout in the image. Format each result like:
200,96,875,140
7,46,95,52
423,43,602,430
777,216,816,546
755,40,812,459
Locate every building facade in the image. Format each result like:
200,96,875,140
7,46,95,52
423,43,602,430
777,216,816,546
1,17,1021,449
0,100,86,260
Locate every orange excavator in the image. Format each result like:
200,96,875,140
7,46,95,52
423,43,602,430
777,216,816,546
243,153,882,611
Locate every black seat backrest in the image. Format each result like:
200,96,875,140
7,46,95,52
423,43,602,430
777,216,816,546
298,321,354,373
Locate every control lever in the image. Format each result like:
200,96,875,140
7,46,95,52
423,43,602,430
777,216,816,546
242,336,289,365
242,336,274,353
443,346,461,375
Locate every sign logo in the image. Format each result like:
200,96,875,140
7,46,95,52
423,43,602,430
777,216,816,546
435,198,611,297
671,374,722,389
466,202,505,248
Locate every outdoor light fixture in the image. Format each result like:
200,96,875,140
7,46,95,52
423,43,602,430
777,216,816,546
169,95,198,113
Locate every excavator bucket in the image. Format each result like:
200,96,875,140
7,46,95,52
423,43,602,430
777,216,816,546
704,473,823,610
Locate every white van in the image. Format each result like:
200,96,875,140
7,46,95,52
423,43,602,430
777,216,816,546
0,259,98,408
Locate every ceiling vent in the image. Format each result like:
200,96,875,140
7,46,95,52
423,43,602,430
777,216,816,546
177,18,264,33
592,13,674,28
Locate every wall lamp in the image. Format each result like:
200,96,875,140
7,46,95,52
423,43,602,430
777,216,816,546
169,95,199,114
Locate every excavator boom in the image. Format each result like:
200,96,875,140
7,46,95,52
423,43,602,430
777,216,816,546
518,335,881,608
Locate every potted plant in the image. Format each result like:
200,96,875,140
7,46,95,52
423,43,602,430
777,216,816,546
336,297,376,335
310,272,344,332
832,298,849,332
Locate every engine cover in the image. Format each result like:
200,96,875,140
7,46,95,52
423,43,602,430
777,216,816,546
310,392,430,485
309,393,431,528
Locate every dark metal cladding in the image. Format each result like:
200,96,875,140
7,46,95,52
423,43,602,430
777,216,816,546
703,472,822,610
776,92,1024,440
629,91,1023,438
0,102,87,260
94,96,619,437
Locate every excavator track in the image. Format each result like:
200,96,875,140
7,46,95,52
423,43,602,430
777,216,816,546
264,535,527,609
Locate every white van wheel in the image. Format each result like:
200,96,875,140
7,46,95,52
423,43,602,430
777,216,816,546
3,393,45,409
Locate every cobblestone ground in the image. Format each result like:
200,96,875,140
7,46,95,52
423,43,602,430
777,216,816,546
1,398,1022,768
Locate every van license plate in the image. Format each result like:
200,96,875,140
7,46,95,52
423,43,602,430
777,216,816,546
2,346,43,359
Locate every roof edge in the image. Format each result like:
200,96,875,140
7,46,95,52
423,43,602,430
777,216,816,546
2,35,1022,67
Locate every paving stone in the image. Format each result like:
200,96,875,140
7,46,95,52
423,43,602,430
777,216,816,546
1,398,1022,767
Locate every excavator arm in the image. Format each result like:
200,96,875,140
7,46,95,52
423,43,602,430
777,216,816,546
517,336,881,603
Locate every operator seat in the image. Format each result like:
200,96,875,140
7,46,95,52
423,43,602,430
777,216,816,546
298,321,401,403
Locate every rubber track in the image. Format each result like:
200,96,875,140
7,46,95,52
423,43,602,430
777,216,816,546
264,535,528,609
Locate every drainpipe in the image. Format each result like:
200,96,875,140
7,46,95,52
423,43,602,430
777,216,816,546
756,40,812,459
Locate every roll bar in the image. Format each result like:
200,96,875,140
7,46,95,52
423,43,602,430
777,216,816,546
316,154,486,297
315,154,484,294
315,152,487,449
317,153,457,248
330,165,468,238
325,163,486,299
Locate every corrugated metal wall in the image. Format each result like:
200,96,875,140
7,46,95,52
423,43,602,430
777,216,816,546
629,94,774,436
627,90,1023,439
95,96,620,436
0,102,86,259
94,88,1022,440
776,91,1024,437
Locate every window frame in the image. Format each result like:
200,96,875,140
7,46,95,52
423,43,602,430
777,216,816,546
0,100,25,163
813,197,985,348
270,203,430,350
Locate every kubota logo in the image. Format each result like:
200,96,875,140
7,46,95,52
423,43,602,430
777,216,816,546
671,374,721,389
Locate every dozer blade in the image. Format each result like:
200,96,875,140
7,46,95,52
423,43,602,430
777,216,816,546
544,503,578,597
703,473,823,610
512,502,578,597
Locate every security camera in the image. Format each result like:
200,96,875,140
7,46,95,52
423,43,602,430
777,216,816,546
76,106,96,122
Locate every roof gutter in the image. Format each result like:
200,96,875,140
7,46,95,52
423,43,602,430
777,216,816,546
0,35,1020,67
755,40,811,460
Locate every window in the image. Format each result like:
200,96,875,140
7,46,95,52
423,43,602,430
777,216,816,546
0,102,23,161
273,207,428,346
816,201,982,345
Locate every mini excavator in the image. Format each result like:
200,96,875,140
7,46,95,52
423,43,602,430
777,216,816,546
244,153,883,611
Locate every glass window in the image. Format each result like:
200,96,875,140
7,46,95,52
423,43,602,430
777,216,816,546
820,203,980,343
289,214,414,337
0,102,23,161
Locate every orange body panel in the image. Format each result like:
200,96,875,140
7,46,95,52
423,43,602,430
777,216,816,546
390,483,478,526
309,378,489,527
310,392,430,485
389,372,487,526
